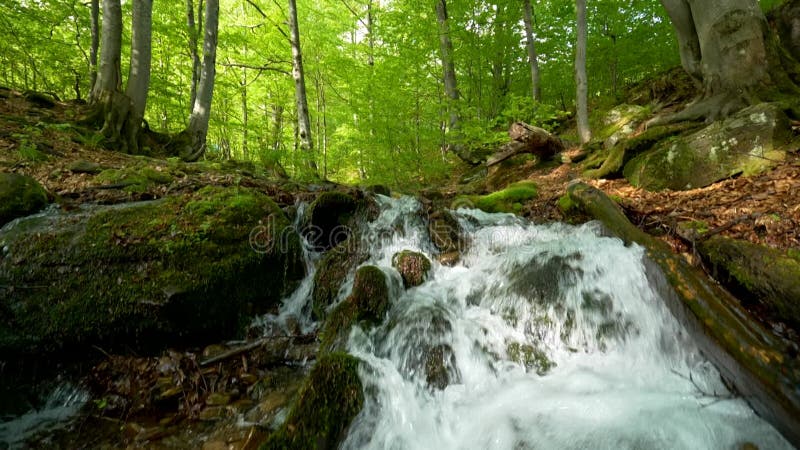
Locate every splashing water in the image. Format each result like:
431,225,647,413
330,196,792,450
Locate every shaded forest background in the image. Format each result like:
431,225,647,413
0,0,783,186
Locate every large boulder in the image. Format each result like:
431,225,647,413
699,236,800,330
0,186,305,357
302,191,358,252
624,103,794,190
0,173,48,227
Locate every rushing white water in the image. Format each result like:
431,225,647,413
328,196,793,450
0,382,88,449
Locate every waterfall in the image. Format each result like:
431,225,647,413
331,196,792,449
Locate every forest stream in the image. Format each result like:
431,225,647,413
2,195,793,449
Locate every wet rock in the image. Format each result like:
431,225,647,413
437,251,461,267
302,191,358,251
199,406,228,421
319,266,391,353
364,184,390,196
428,209,465,255
392,250,432,288
624,103,793,190
509,252,584,305
261,353,363,450
424,344,457,390
312,236,367,320
0,172,48,226
0,186,305,357
699,236,800,330
507,342,554,375
350,265,390,324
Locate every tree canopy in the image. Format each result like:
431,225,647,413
0,0,781,186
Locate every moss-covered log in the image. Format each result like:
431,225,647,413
567,182,800,447
698,236,800,330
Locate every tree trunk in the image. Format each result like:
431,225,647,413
575,0,591,144
186,0,201,113
183,0,219,162
241,67,248,160
435,0,460,131
124,0,153,152
288,0,317,175
657,0,800,123
88,0,99,98
90,0,122,103
523,0,541,103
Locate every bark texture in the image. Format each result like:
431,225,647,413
288,0,317,174
523,0,541,102
575,0,591,144
658,0,800,123
124,0,153,152
183,0,219,162
435,0,460,131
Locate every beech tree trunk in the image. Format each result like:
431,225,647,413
90,0,122,103
288,0,317,175
88,0,99,98
183,0,219,161
124,0,153,152
658,0,800,122
435,0,460,132
523,0,541,103
186,0,201,113
575,0,591,144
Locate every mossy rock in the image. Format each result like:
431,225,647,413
391,250,431,288
699,236,800,329
507,342,554,375
583,123,697,180
95,166,173,193
318,266,390,353
311,237,368,320
350,266,390,325
0,186,304,357
624,103,794,190
454,181,538,214
364,184,390,196
67,159,103,174
260,353,363,450
302,191,358,251
0,173,48,227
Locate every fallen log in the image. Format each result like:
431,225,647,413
567,182,800,448
486,121,564,167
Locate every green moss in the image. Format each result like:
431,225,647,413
350,265,390,324
391,250,432,288
95,166,173,193
0,186,304,356
312,237,367,320
699,236,800,329
507,342,554,375
557,193,577,213
455,181,538,214
0,173,48,226
319,299,359,353
260,353,363,450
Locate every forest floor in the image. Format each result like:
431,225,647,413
3,87,799,261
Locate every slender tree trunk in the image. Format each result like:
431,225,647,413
88,0,100,99
241,67,249,160
186,0,201,113
288,0,317,175
523,0,541,102
490,2,509,117
435,0,460,131
575,0,591,144
656,0,799,123
183,0,219,161
367,0,375,67
271,103,284,152
124,0,153,152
